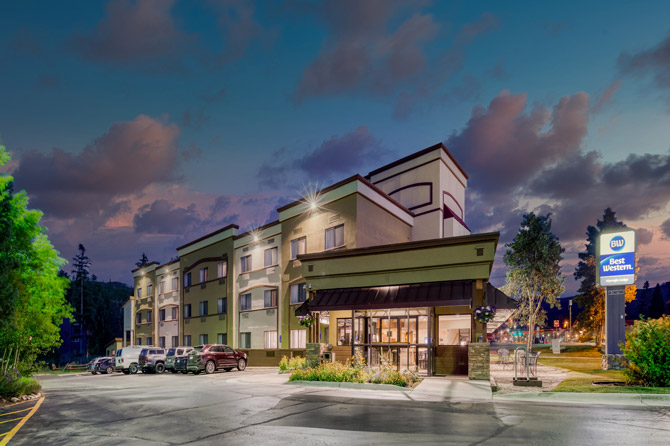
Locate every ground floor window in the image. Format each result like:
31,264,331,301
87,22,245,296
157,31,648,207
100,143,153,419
240,332,251,349
438,314,471,345
217,333,227,345
264,331,277,349
290,329,306,349
337,318,352,345
147,337,153,346
183,335,191,346
137,338,142,345
199,334,208,345
171,336,178,347
159,337,166,348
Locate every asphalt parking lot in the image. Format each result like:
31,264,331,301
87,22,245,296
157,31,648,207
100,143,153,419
7,368,670,445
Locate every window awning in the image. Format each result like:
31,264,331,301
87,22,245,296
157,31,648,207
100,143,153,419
295,280,473,316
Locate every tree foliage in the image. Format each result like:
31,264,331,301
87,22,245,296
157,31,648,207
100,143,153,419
504,213,565,352
649,284,666,319
574,208,637,345
135,253,149,268
0,146,73,372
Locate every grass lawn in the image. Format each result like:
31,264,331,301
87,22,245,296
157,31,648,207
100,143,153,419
532,345,670,394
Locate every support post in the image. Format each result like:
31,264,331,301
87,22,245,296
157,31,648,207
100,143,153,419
605,286,626,355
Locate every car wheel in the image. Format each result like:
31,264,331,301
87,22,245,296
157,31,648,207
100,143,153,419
193,369,201,375
155,363,165,374
129,363,138,374
170,369,178,374
205,360,216,374
105,366,114,374
90,371,97,375
122,369,130,375
237,358,246,371
181,370,188,374
224,368,233,372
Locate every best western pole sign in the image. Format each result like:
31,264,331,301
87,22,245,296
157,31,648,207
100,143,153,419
596,229,636,357
597,230,636,286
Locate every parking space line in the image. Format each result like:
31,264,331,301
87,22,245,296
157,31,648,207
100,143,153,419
0,409,32,418
2,400,36,409
0,396,44,446
0,419,21,425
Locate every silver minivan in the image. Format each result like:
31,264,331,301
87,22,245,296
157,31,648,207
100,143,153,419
115,346,145,374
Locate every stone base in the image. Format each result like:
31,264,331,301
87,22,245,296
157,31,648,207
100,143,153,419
513,378,543,387
306,343,328,368
468,342,490,380
602,354,628,370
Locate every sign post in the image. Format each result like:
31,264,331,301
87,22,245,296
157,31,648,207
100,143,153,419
597,229,636,355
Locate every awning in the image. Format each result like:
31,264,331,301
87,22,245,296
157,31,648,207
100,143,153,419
486,283,517,333
295,280,473,316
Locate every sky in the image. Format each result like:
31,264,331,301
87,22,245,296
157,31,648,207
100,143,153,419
1,0,669,295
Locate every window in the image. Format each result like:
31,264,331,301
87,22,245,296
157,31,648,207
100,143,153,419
136,313,142,324
264,289,277,308
159,337,166,348
147,337,153,346
199,334,208,345
217,333,227,345
147,310,152,323
264,331,278,349
184,304,191,318
171,336,178,347
337,318,352,346
171,277,178,291
147,284,153,297
217,261,227,278
158,281,165,294
137,338,142,346
200,267,208,283
184,272,192,288
240,293,252,311
137,287,142,298
200,300,208,316
438,314,471,346
264,247,278,267
290,283,306,304
325,224,344,250
240,332,251,349
218,297,227,314
159,308,166,321
171,307,177,320
290,237,306,260
183,335,191,346
290,329,306,349
241,255,252,273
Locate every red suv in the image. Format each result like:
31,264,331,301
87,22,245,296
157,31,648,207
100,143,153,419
186,344,247,374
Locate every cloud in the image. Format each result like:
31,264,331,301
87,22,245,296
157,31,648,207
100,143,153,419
661,219,670,239
133,199,200,234
618,34,670,90
71,0,193,71
637,227,654,245
591,81,622,113
13,114,180,219
181,109,210,129
446,90,590,197
453,12,499,45
257,126,386,188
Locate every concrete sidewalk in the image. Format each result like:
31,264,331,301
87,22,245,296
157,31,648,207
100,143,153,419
409,377,492,402
493,391,670,407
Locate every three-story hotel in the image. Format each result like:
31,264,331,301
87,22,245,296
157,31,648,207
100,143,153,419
122,143,515,377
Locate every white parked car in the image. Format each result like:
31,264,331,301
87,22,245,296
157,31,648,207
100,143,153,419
115,346,146,375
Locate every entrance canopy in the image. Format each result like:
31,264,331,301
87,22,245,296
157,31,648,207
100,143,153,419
296,280,473,316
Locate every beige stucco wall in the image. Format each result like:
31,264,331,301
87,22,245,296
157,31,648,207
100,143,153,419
355,195,411,248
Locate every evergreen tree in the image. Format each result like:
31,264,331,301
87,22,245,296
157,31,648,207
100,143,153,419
504,213,565,352
574,208,637,345
135,253,149,268
71,244,91,281
649,284,666,319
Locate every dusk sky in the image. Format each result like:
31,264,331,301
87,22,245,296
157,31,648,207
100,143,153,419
1,0,669,295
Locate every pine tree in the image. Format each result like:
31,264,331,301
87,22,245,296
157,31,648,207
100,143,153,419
71,244,92,281
649,284,666,319
135,253,149,268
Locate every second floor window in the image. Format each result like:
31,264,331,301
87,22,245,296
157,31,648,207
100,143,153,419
218,297,227,314
264,247,278,267
241,255,252,273
264,289,277,308
158,281,164,294
136,313,142,324
171,306,177,320
171,277,178,291
184,304,191,319
290,237,306,260
240,293,252,311
199,300,208,316
159,308,166,321
217,261,227,278
200,267,208,283
146,284,153,297
136,287,142,298
290,283,306,304
325,224,344,250
147,310,152,322
184,272,192,288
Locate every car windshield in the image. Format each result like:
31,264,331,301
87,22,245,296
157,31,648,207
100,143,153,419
167,349,176,356
117,349,122,356
140,349,148,356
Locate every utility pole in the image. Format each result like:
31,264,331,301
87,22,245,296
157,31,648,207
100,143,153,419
569,299,572,333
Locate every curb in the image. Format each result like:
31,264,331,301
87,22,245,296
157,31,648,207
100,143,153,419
0,396,44,446
286,380,411,391
493,391,670,407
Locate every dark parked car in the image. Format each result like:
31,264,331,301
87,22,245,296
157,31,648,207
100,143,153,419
88,357,115,375
166,347,193,373
174,355,188,374
186,344,247,374
138,348,167,374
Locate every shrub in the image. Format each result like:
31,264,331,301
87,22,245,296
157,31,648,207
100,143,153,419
0,368,41,398
622,316,670,387
279,355,307,374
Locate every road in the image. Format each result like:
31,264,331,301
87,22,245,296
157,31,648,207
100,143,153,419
8,369,670,445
